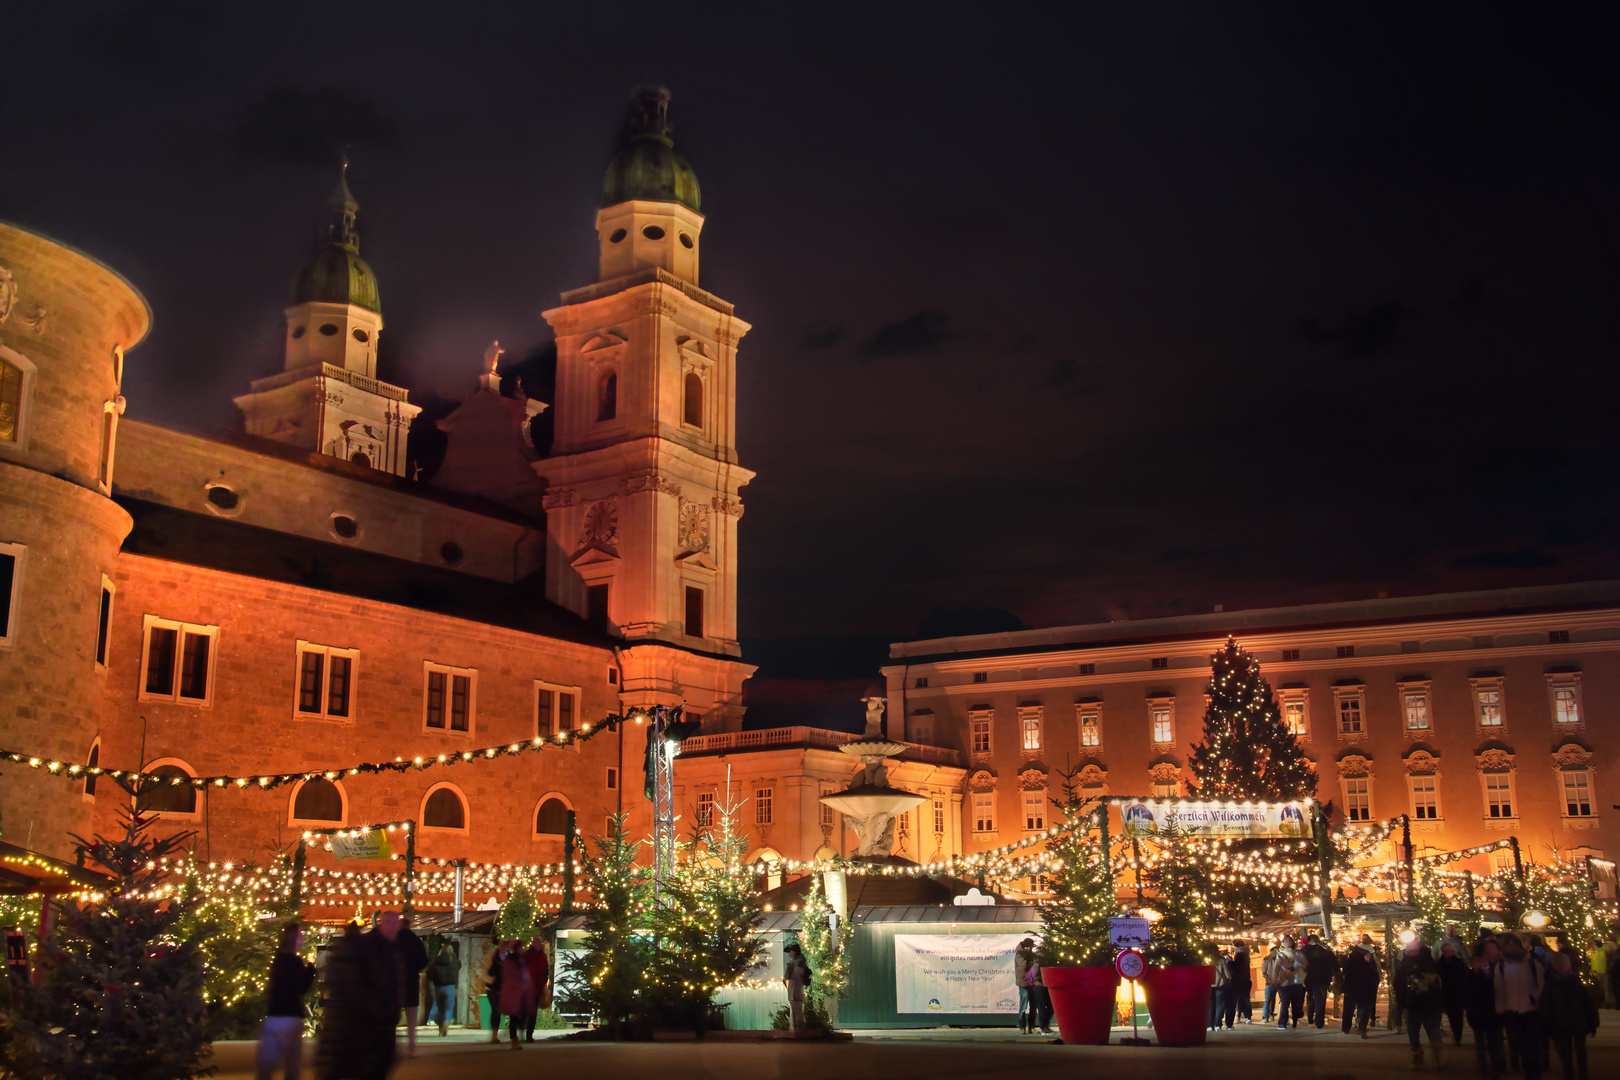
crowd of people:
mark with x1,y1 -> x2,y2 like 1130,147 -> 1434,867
1014,938 -> 1054,1035
250,912 -> 552,1080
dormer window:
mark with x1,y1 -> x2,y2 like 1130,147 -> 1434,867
597,371 -> 617,422
683,371 -> 703,427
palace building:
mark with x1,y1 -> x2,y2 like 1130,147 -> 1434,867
0,88 -> 761,891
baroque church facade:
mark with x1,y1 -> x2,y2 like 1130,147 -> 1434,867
0,89 -> 792,903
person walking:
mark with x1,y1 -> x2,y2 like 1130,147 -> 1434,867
314,923 -> 371,1080
1397,936 -> 1446,1069
1496,932 -> 1547,1080
522,936 -> 550,1041
1437,940 -> 1470,1046
784,943 -> 812,1030
256,923 -> 315,1080
361,912 -> 403,1080
1230,940 -> 1253,1024
1033,963 -> 1054,1034
1209,944 -> 1231,1031
498,940 -> 534,1051
1271,936 -> 1307,1029
1015,938 -> 1038,1035
1434,923 -> 1472,963
1303,933 -> 1338,1029
1261,944 -> 1284,1023
484,941 -> 510,1045
394,918 -> 428,1059
1540,952 -> 1597,1080
1468,938 -> 1508,1078
1341,934 -> 1381,1039
425,944 -> 458,1037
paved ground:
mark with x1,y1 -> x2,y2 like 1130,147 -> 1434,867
208,1014 -> 1620,1079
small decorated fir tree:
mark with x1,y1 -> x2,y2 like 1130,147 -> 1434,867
1142,813 -> 1210,967
497,880 -> 544,943
1187,638 -> 1316,801
557,812 -> 651,1037
2,811 -> 212,1080
798,871 -> 852,1020
1037,794 -> 1117,967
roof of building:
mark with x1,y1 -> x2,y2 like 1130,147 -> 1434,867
117,496 -> 613,648
0,840 -> 113,896
761,866 -> 987,911
888,580 -> 1620,664
601,85 -> 701,212
292,163 -> 382,313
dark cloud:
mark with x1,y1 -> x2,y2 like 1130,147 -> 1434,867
856,311 -> 954,360
800,321 -> 844,350
1033,358 -> 1100,397
225,84 -> 398,167
1299,302 -> 1414,358
1452,547 -> 1562,570
78,0 -> 219,86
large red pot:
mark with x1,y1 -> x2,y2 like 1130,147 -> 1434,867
1041,966 -> 1121,1046
1142,965 -> 1215,1047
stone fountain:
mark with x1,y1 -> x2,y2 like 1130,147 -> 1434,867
818,695 -> 926,858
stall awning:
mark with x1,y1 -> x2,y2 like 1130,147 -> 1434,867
0,841 -> 112,896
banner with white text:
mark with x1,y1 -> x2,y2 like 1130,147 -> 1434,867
894,934 -> 1022,1015
1119,799 -> 1309,839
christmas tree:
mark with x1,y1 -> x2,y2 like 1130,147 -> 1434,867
555,812 -> 651,1038
1,811 -> 212,1080
797,871 -> 851,1025
496,880 -> 544,943
173,861 -> 290,1038
651,791 -> 765,1033
1037,794 -> 1118,967
1188,638 -> 1317,801
1141,813 -> 1211,967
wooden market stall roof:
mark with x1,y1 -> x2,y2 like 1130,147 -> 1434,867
0,840 -> 112,896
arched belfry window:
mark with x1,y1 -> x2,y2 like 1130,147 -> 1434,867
597,371 -> 617,423
292,778 -> 344,824
535,796 -> 570,836
682,371 -> 703,428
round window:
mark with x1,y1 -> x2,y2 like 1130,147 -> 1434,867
206,486 -> 239,510
609,228 -> 628,244
352,328 -> 369,343
440,541 -> 465,566
319,324 -> 339,336
642,225 -> 665,241
331,515 -> 358,539
679,233 -> 694,249
290,326 -> 306,339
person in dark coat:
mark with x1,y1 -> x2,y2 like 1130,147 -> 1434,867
426,945 -> 459,1037
1340,935 -> 1381,1039
1540,952 -> 1598,1080
1302,934 -> 1338,1029
521,937 -> 550,1042
256,922 -> 316,1080
315,917 -> 400,1080
394,919 -> 428,1059
1397,937 -> 1446,1069
485,941 -> 511,1044
1438,940 -> 1470,1046
1468,937 -> 1508,1077
1228,940 -> 1253,1026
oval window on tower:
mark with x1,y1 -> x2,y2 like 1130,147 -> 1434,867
679,233 -> 694,249
330,514 -> 358,539
609,228 -> 627,244
291,326 -> 306,339
352,328 -> 369,343
642,225 -> 665,241
319,323 -> 339,336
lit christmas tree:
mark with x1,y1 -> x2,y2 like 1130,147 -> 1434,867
2,811 -> 212,1080
1037,792 -> 1118,967
556,811 -> 651,1038
797,871 -> 851,1026
1141,813 -> 1211,966
496,880 -> 544,943
1187,638 -> 1316,801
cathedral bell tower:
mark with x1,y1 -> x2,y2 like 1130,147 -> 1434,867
540,86 -> 754,730
234,163 -> 419,475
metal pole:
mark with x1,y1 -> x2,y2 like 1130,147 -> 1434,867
1313,801 -> 1334,940
1401,815 -> 1415,905
453,860 -> 465,927
562,811 -> 577,913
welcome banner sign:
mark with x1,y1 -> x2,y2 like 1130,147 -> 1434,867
894,934 -> 1022,1015
1119,799 -> 1310,840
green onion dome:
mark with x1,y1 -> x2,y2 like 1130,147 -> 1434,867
292,163 -> 382,313
601,85 -> 701,213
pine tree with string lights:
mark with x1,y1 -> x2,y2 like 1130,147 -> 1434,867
1037,782 -> 1118,967
1187,638 -> 1316,801
554,811 -> 651,1038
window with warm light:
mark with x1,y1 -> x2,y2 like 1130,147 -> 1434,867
295,641 -> 357,720
933,798 -> 946,835
970,716 -> 992,754
1338,694 -> 1364,735
1551,682 -> 1581,725
139,616 -> 218,706
1282,698 -> 1308,736
973,792 -> 996,833
1020,707 -> 1043,751
424,663 -> 475,733
1410,775 -> 1440,820
755,787 -> 773,825
1152,775 -> 1179,798
1343,777 -> 1371,821
1561,771 -> 1594,817
1079,710 -> 1101,748
0,356 -> 24,445
696,791 -> 715,827
1484,773 -> 1514,819
1151,706 -> 1173,745
1475,686 -> 1504,728
1403,690 -> 1431,731
821,798 -> 836,828
1024,791 -> 1046,831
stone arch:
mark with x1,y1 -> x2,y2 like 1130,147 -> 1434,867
420,782 -> 469,833
533,791 -> 573,837
289,776 -> 347,826
135,757 -> 199,818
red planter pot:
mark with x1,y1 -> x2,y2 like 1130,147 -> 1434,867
1041,966 -> 1121,1046
1142,965 -> 1216,1047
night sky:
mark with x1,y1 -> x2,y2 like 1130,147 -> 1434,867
8,3 -> 1617,654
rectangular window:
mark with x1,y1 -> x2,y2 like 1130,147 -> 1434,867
1484,773 -> 1514,818
1411,775 -> 1439,820
822,798 -> 836,827
1553,686 -> 1581,725
586,584 -> 610,632
1079,663 -> 1095,675
1020,708 -> 1042,751
1338,695 -> 1363,734
897,809 -> 910,843
973,792 -> 995,833
97,408 -> 116,491
1080,712 -> 1101,748
684,586 -> 704,639
536,687 -> 552,734
1548,629 -> 1570,643
1344,777 -> 1371,821
915,677 -> 928,688
1150,657 -> 1169,670
933,798 -> 945,835
696,791 -> 715,827
1281,648 -> 1300,661
1403,691 -> 1430,731
1562,772 -> 1593,817
1282,699 -> 1307,736
1337,645 -> 1355,658
1151,706 -> 1173,745
1152,777 -> 1179,798
1476,687 -> 1503,728
534,682 -> 581,738
970,717 -> 992,754
1024,791 -> 1045,831
139,616 -> 217,705
606,767 -> 618,791
295,642 -> 357,720
973,672 -> 988,684
608,667 -> 617,684
424,662 -> 476,733
0,543 -> 20,644
558,691 -> 575,732
94,576 -> 114,668
755,787 -> 773,825
910,715 -> 934,744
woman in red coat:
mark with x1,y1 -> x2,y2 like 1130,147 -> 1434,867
497,941 -> 534,1051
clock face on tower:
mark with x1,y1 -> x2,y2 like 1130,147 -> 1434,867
678,500 -> 710,553
580,497 -> 619,549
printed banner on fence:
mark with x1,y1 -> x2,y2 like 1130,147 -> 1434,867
894,934 -> 1022,1015
330,830 -> 393,861
1119,799 -> 1309,840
